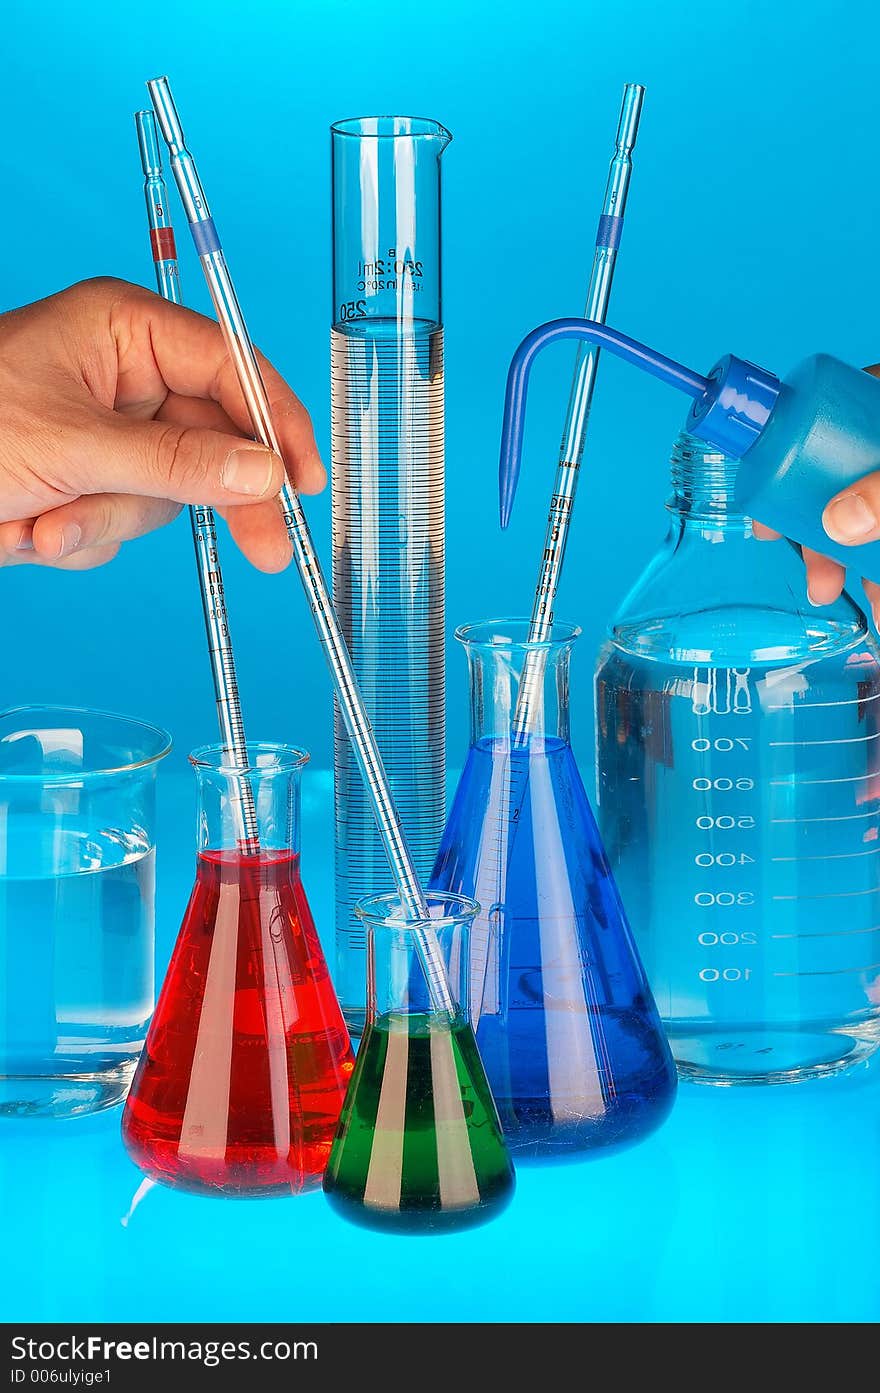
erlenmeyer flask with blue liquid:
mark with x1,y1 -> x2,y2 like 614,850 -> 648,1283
431,619 -> 677,1158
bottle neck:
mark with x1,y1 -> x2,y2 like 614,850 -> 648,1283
668,431 -> 747,527
463,632 -> 574,747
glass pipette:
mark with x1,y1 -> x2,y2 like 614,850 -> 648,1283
134,109 -> 259,852
446,90 -> 644,1021
146,76 -> 454,1014
511,82 -> 644,742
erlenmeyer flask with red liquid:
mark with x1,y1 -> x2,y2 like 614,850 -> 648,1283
122,743 -> 354,1197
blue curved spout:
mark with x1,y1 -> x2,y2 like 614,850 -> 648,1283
499,318 -> 710,528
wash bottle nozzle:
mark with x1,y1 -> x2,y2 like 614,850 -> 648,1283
499,317 -> 783,527
499,317 -> 880,583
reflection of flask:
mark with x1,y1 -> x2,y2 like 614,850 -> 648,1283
323,891 -> 514,1233
122,744 -> 354,1196
431,620 -> 676,1157
596,434 -> 880,1085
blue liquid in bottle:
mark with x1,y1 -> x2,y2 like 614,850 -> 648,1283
431,620 -> 676,1159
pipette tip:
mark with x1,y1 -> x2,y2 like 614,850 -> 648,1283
617,83 -> 645,152
147,76 -> 185,152
134,109 -> 161,177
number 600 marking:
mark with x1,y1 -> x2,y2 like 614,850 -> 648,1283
692,776 -> 755,791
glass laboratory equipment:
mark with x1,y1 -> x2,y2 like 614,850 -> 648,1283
0,706 -> 169,1119
149,79 -> 451,1010
499,316 -> 880,584
323,890 -> 515,1232
122,743 -> 354,1196
431,621 -> 677,1157
331,116 -> 450,1036
596,434 -> 880,1084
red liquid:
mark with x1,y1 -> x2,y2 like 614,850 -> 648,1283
122,850 -> 354,1197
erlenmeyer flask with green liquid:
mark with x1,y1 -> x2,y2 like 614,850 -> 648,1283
323,890 -> 515,1233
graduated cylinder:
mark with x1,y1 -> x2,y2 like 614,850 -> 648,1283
331,116 -> 450,1034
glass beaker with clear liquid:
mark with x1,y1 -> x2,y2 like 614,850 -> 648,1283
323,889 -> 515,1232
331,116 -> 450,1037
595,434 -> 880,1084
122,743 -> 354,1196
431,620 -> 677,1156
0,706 -> 170,1118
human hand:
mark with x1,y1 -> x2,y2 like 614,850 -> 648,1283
754,362 -> 880,624
0,278 -> 324,572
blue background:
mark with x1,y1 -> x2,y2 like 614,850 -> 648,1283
3,0 -> 880,1326
3,0 -> 879,772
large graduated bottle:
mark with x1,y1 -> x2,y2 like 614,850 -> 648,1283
596,434 -> 880,1084
331,117 -> 450,1035
122,743 -> 354,1196
431,620 -> 677,1157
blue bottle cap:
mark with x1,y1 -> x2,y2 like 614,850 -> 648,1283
687,354 -> 781,458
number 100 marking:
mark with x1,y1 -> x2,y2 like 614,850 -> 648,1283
699,967 -> 752,982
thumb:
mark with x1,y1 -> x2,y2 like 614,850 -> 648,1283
80,417 -> 286,506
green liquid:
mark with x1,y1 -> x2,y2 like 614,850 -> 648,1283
323,1012 -> 515,1233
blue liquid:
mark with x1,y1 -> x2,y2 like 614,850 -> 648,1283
431,736 -> 676,1158
596,640 -> 880,1081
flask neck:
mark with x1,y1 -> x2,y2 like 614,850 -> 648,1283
190,743 -> 307,856
458,620 -> 576,748
358,893 -> 476,1024
668,432 -> 746,525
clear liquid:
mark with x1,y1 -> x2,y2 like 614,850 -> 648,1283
0,827 -> 154,1116
596,637 -> 880,1082
331,320 -> 445,1033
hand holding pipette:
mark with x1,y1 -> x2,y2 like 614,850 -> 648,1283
135,108 -> 259,849
0,279 -> 322,570
147,75 -> 456,1014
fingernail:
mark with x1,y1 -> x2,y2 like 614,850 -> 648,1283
55,524 -> 82,558
221,448 -> 276,497
824,493 -> 877,542
807,587 -> 820,607
15,526 -> 33,551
